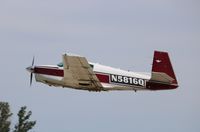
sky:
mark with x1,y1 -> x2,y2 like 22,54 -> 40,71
0,0 -> 200,132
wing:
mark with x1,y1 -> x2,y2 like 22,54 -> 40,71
62,54 -> 103,91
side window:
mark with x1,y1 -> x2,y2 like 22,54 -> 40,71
57,62 -> 63,67
89,64 -> 94,69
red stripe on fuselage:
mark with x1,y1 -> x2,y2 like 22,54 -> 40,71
34,67 -> 64,77
95,73 -> 109,83
34,67 -> 110,83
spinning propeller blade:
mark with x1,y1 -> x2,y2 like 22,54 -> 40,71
32,56 -> 35,67
27,57 -> 35,86
30,72 -> 33,86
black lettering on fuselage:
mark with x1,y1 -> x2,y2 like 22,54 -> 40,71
110,74 -> 146,87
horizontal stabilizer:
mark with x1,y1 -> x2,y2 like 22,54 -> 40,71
150,72 -> 174,84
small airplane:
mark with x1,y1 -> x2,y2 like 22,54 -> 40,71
26,51 -> 178,92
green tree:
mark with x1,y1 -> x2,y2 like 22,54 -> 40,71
0,102 -> 13,132
14,106 -> 36,132
0,102 -> 36,132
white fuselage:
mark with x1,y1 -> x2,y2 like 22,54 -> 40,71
34,62 -> 151,91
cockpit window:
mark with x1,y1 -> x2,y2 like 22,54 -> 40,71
57,62 -> 63,67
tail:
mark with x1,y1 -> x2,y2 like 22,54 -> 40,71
150,51 -> 178,86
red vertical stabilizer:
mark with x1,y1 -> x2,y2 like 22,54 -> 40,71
150,51 -> 178,89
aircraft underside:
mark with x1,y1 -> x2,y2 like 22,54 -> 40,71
35,73 -> 149,92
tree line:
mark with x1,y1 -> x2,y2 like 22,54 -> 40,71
0,102 -> 36,132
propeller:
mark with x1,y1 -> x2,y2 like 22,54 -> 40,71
32,56 -> 35,67
30,71 -> 33,86
26,57 -> 35,86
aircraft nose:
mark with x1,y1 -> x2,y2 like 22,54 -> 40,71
26,66 -> 34,73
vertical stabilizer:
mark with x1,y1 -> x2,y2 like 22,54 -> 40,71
151,51 -> 178,85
